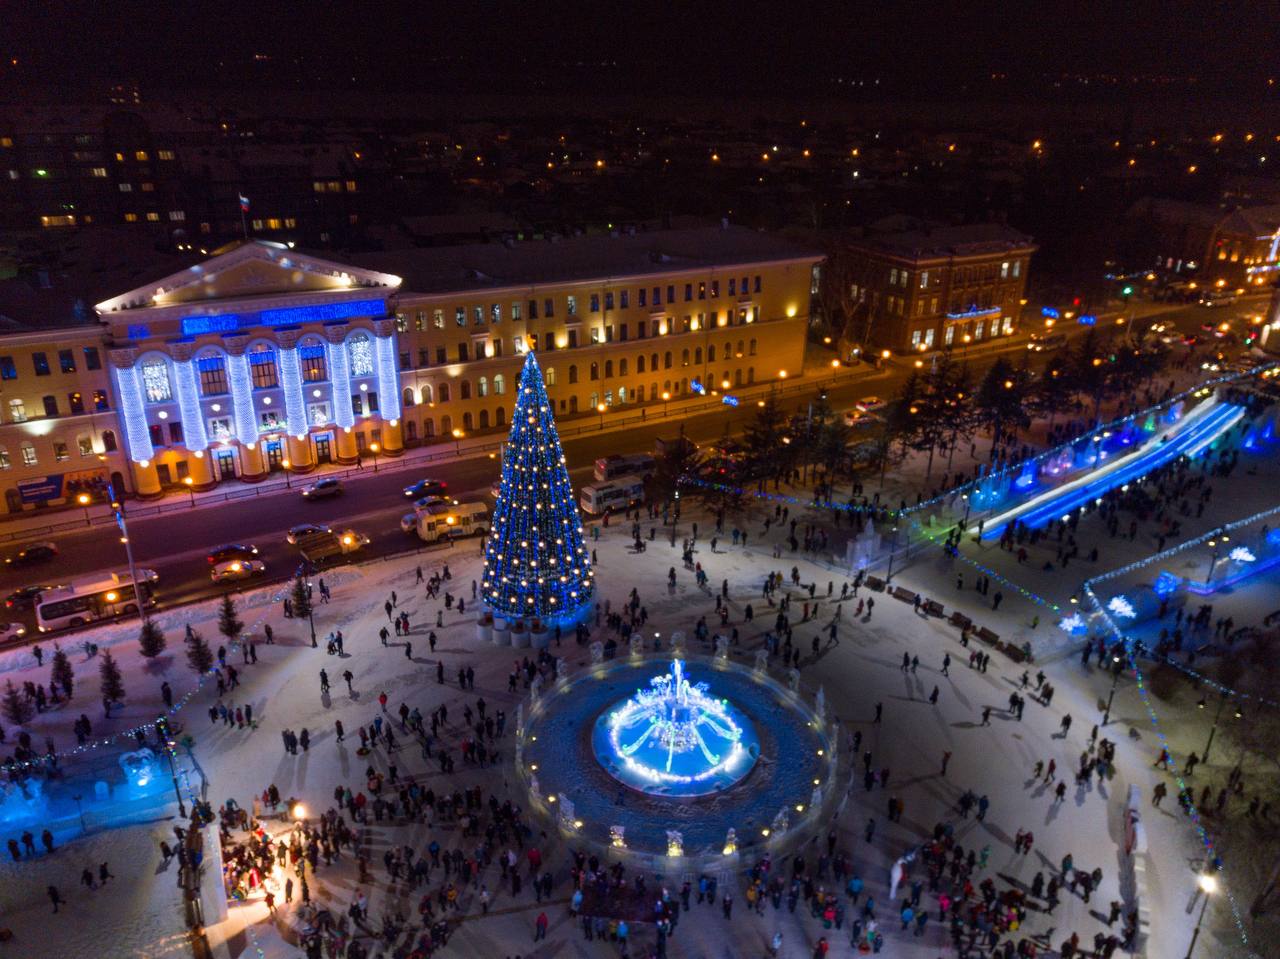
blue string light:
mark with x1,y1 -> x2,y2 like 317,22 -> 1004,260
481,352 -> 593,624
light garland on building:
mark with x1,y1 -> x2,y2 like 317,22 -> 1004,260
113,364 -> 155,463
374,333 -> 402,422
226,352 -> 259,444
278,346 -> 307,437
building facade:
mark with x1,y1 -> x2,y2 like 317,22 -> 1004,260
0,226 -> 819,513
1121,198 -> 1280,289
835,223 -> 1035,355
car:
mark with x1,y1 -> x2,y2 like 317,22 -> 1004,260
0,622 -> 27,644
411,494 -> 450,511
5,542 -> 58,566
1199,291 -> 1238,307
301,477 -> 343,500
286,523 -> 332,545
400,512 -> 420,534
843,410 -> 880,429
206,544 -> 260,565
404,478 -> 448,499
210,559 -> 267,583
855,396 -> 886,412
5,584 -> 53,611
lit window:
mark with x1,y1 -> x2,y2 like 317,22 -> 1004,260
78,436 -> 94,457
300,342 -> 328,381
140,182 -> 154,192
249,346 -> 279,388
345,180 -> 356,191
53,442 -> 69,461
0,447 -> 8,469
146,212 -> 160,221
347,333 -> 374,377
141,358 -> 172,402
40,215 -> 76,227
20,442 -> 36,466
8,398 -> 26,423
157,150 -> 175,161
118,182 -> 133,192
134,150 -> 148,161
284,218 -> 296,228
90,167 -> 107,177
313,181 -> 325,192
168,210 -> 185,221
197,354 -> 228,395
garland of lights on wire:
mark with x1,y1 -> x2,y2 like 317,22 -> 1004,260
481,352 -> 594,621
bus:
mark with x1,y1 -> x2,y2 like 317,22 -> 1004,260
594,453 -> 656,482
416,501 -> 490,543
35,569 -> 158,632
580,475 -> 645,515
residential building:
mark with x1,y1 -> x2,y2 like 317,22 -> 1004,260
1120,198 -> 1280,288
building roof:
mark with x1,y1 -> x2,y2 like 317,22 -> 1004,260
1124,197 -> 1226,230
1219,204 -> 1280,238
850,222 -> 1035,262
347,225 -> 822,295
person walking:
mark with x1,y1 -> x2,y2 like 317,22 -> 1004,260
48,885 -> 64,913
534,911 -> 549,941
941,751 -> 952,776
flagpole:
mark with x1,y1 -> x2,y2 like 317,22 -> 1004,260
239,193 -> 249,240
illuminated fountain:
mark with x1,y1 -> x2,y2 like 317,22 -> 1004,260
593,659 -> 760,797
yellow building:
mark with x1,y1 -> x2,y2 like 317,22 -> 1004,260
0,226 -> 820,512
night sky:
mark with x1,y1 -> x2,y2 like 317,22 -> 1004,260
2,0 -> 1275,98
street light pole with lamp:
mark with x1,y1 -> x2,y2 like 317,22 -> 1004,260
1185,873 -> 1218,958
1199,690 -> 1240,763
661,391 -> 671,417
1206,532 -> 1229,584
182,476 -> 196,508
76,492 -> 93,526
1101,652 -> 1124,726
369,442 -> 380,473
451,428 -> 464,455
596,403 -> 606,430
280,458 -> 292,489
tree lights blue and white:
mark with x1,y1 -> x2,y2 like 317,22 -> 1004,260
481,352 -> 593,625
593,659 -> 759,796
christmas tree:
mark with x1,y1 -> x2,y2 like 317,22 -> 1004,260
50,644 -> 74,698
138,618 -> 167,658
185,626 -> 214,677
99,649 -> 125,708
481,352 -> 594,625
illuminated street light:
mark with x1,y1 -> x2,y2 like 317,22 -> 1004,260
370,441 -> 380,473
76,492 -> 92,526
182,475 -> 196,507
596,403 -> 606,430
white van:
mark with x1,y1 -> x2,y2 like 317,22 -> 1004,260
580,475 -> 645,515
594,453 -> 656,482
416,501 -> 490,542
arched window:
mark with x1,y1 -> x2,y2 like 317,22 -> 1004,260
708,345 -> 716,362
0,445 -> 8,469
569,396 -> 578,413
541,369 -> 552,387
299,337 -> 328,381
725,340 -> 732,358
102,430 -> 118,453
650,384 -> 658,401
479,409 -> 490,428
694,347 -> 702,365
402,388 -> 416,408
477,376 -> 488,398
460,380 -> 471,400
248,343 -> 279,389
637,355 -> 646,374
604,360 -> 613,378
405,420 -> 417,442
650,352 -> 658,372
664,351 -> 673,369
463,411 -> 474,430
441,414 -> 453,434
747,368 -> 755,384
619,386 -> 627,403
619,358 -> 628,376
420,384 -> 433,405
735,369 -> 743,385
681,349 -> 689,366
749,338 -> 757,355
140,356 -> 172,403
438,383 -> 451,402
590,362 -> 599,380
568,365 -> 578,384
736,340 -> 744,357
195,351 -> 228,397
423,417 -> 435,437
347,331 -> 375,377
496,406 -> 506,425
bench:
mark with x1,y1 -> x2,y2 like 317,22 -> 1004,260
923,599 -> 945,618
891,586 -> 919,604
976,626 -> 1000,645
949,611 -> 972,629
865,575 -> 886,592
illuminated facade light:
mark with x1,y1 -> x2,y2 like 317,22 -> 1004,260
226,352 -> 259,443
278,345 -> 308,436
113,364 -> 155,462
172,358 -> 210,452
374,333 -> 402,422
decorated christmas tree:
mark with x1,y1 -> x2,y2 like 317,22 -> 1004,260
481,352 -> 594,625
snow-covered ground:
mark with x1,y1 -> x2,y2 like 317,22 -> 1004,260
0,366 -> 1275,958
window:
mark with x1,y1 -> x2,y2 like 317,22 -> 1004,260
197,355 -> 227,395
438,383 -> 451,402
20,442 -> 36,466
528,299 -> 538,320
249,347 -> 278,389
435,347 -> 447,365
944,325 -> 955,346
32,352 -> 50,376
68,392 -> 84,414
590,362 -> 599,380
473,306 -> 483,326
605,360 -> 614,378
119,182 -> 133,193
682,349 -> 690,366
619,358 -> 628,376
620,290 -> 629,308
168,422 -> 184,444
56,349 -> 76,373
42,395 -> 58,417
567,329 -> 578,348
491,303 -> 501,324
924,328 -> 935,348
351,393 -> 364,416
605,292 -> 614,310
158,150 -> 175,161
141,358 -> 172,402
911,329 -> 922,348
920,271 -> 929,289
207,418 -> 231,442
145,212 -> 160,222
419,384 -> 434,405
348,333 -> 374,377
684,283 -> 693,301
974,321 -> 984,340
568,366 -> 578,384
0,356 -> 15,379
457,343 -> 469,363
455,307 -> 466,327
697,282 -> 706,300
494,373 -> 506,393
83,346 -> 101,370
1000,261 -> 1010,279
754,275 -> 762,293
93,390 -> 108,411
1013,260 -> 1021,278
9,398 -> 26,422
0,446 -> 8,469
300,342 -> 327,381
78,435 -> 94,457
664,351 -> 673,369
728,278 -> 736,296
637,355 -> 646,374
169,210 -> 185,221
544,298 -> 554,318
477,376 -> 488,398
460,381 -> 471,400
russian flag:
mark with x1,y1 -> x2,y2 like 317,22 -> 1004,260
239,193 -> 250,213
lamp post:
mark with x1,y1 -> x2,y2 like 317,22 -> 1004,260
596,403 -> 606,430
110,500 -> 149,623
1199,691 -> 1239,763
1185,873 -> 1217,958
961,493 -> 972,528
452,428 -> 464,455
369,442 -> 380,473
76,492 -> 92,526
281,457 -> 292,489
661,391 -> 671,417
885,522 -> 901,584
1206,532 -> 1228,584
1101,653 -> 1123,726
163,739 -> 187,818
182,475 -> 196,508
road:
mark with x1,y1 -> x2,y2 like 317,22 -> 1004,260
0,293 -> 1262,635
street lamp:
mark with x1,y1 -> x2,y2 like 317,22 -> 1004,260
885,523 -> 901,584
369,442 -> 380,473
281,457 -> 292,489
1199,691 -> 1240,763
1102,653 -> 1123,725
452,428 -> 464,455
182,476 -> 196,507
76,492 -> 92,526
163,739 -> 187,818
661,391 -> 671,417
596,403 -> 606,430
1185,873 -> 1218,958
1206,532 -> 1228,583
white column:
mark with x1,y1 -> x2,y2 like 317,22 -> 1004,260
375,333 -> 402,421
279,345 -> 307,436
226,351 -> 259,444
172,358 -> 210,451
111,363 -> 156,463
328,337 -> 355,429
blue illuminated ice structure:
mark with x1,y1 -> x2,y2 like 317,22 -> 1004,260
593,659 -> 760,797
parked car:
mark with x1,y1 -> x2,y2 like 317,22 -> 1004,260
301,478 -> 343,500
287,523 -> 332,545
5,542 -> 58,566
211,559 -> 267,583
5,584 -> 53,611
404,478 -> 448,499
206,544 -> 260,565
0,622 -> 27,644
855,396 -> 886,412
